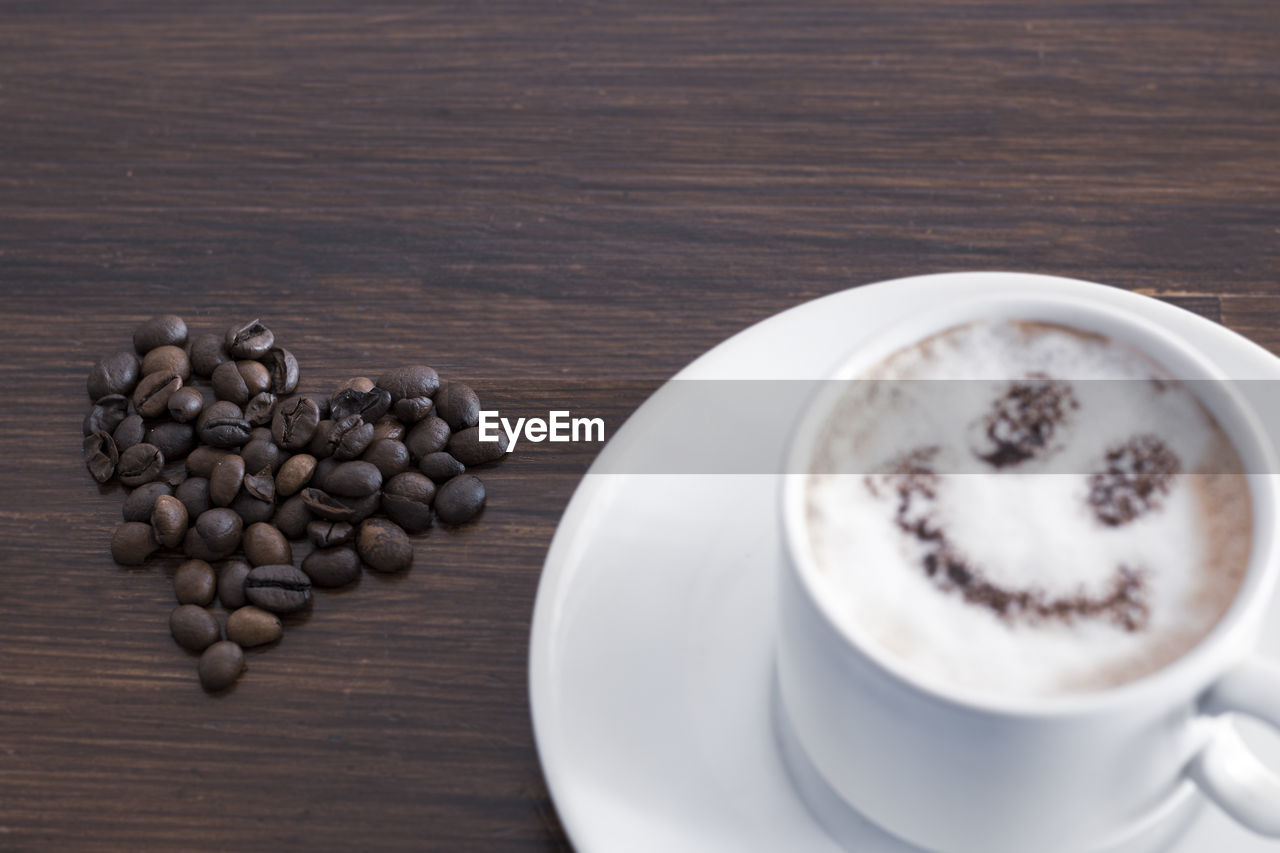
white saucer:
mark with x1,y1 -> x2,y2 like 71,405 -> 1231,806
529,273 -> 1280,853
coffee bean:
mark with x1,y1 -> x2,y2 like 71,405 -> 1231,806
300,487 -> 358,522
174,477 -> 211,519
307,419 -> 336,458
376,365 -> 440,402
183,508 -> 242,561
263,346 -> 299,394
211,360 -> 250,405
84,430 -> 119,483
310,457 -> 338,492
145,422 -> 196,460
230,490 -> 276,525
133,370 -> 182,419
237,360 -> 271,397
392,396 -> 434,423
248,426 -> 273,443
225,319 -> 274,359
88,351 -> 141,399
273,494 -> 313,539
166,386 -> 205,423
113,413 -> 146,452
141,345 -> 191,382
272,396 -> 321,450
435,381 -> 480,430
362,438 -> 411,479
244,564 -> 312,613
330,414 -> 375,460
371,415 -> 406,442
345,492 -> 382,523
244,391 -> 277,427
240,439 -> 282,478
209,454 -> 245,506
217,559 -> 252,609
243,522 -> 292,566
419,451 -> 465,483
243,466 -> 276,502
307,520 -> 355,548
122,481 -> 173,521
111,521 -> 159,565
185,445 -> 230,478
151,494 -> 189,549
226,606 -> 282,647
326,460 -> 383,497
302,545 -> 362,587
117,442 -> 165,487
330,387 -> 392,423
447,426 -> 508,467
334,376 -> 375,395
381,472 -> 436,533
276,454 -> 316,497
189,332 -> 231,378
197,400 -> 251,448
169,605 -> 221,653
83,394 -> 130,436
405,416 -> 451,459
435,474 -> 486,525
356,518 -> 414,572
198,641 -> 246,691
173,559 -> 217,605
134,314 -> 188,354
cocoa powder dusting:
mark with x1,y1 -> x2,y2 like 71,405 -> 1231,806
977,375 -> 1079,468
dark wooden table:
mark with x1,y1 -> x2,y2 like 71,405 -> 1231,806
2,1 -> 1278,850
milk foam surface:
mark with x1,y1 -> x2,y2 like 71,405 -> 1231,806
805,320 -> 1251,697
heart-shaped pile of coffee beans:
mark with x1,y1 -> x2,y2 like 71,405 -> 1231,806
83,315 -> 507,691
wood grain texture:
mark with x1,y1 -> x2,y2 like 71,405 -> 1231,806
1,1 -> 1278,850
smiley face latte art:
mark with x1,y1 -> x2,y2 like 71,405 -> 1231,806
805,320 -> 1252,697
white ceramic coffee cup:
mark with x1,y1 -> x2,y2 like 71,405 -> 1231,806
777,288 -> 1280,853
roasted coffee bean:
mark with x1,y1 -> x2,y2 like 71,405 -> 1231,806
447,426 -> 507,467
381,472 -> 436,533
117,442 -> 165,487
240,438 -> 282,477
133,370 -> 182,419
334,376 -> 375,396
230,490 -> 276,525
371,415 -> 406,442
226,606 -> 282,647
434,474 -> 486,525
209,454 -> 245,506
244,564 -> 311,613
211,360 -> 250,406
111,521 -> 159,565
405,416 -> 451,459
113,413 -> 146,451
272,396 -> 321,450
325,460 -> 383,497
248,426 -> 273,442
122,481 -> 173,522
166,386 -> 205,423
243,467 -> 276,502
83,394 -> 130,436
197,400 -> 251,448
173,559 -> 217,605
185,445 -> 230,477
87,351 -> 141,399
198,641 -> 245,691
300,487 -> 357,522
244,391 -> 277,426
141,345 -> 191,381
189,332 -> 230,378
301,545 -> 362,587
243,522 -> 292,566
84,430 -> 119,483
174,477 -> 212,519
307,520 -> 355,548
356,518 -> 413,572
392,396 -> 434,423
151,494 -> 189,549
434,381 -> 480,430
263,346 -> 299,394
225,319 -> 274,359
310,457 -> 338,491
276,453 -> 316,497
218,559 -> 252,609
344,492 -> 382,523
330,414 -> 375,460
330,387 -> 392,422
362,438 -> 411,479
134,314 -> 188,354
273,494 -> 313,539
307,419 -> 336,458
237,360 -> 271,397
183,508 -> 242,561
170,605 -> 221,653
419,451 -> 465,483
146,422 -> 196,460
376,365 -> 440,402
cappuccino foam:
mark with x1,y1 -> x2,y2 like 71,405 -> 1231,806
805,320 -> 1251,698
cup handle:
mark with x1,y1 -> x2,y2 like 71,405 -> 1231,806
1188,657 -> 1280,836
